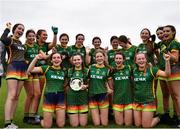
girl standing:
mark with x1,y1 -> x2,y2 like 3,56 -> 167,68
107,36 -> 120,66
1,22 -> 28,129
163,25 -> 180,127
119,35 -> 137,67
54,33 -> 71,70
23,29 -> 41,124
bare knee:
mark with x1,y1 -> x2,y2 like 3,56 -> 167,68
56,120 -> 65,127
125,121 -> 133,126
115,119 -> 123,126
70,122 -> 79,127
80,121 -> 87,127
41,119 -> 52,128
8,94 -> 19,101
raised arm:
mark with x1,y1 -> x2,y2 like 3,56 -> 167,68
1,22 -> 12,46
156,53 -> 171,77
27,53 -> 44,74
48,26 -> 58,50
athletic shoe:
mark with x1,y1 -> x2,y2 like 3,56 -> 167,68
4,123 -> 18,129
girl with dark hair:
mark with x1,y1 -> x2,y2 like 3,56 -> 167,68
111,52 -> 133,126
136,28 -> 158,66
69,34 -> 88,65
35,27 -> 58,120
107,36 -> 120,66
27,52 -> 67,128
1,22 -> 27,129
133,52 -> 171,128
89,49 -> 113,126
23,29 -> 41,124
88,36 -> 104,65
156,26 -> 174,124
163,25 -> 180,127
119,35 -> 137,67
66,53 -> 89,127
54,33 -> 71,70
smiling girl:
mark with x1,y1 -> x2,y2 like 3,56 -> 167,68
163,25 -> 180,127
66,53 -> 89,127
111,52 -> 133,126
133,52 -> 171,128
89,49 -> 113,126
27,52 -> 67,128
1,22 -> 28,129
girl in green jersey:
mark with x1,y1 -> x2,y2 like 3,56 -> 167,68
23,29 -> 41,124
163,25 -> 180,127
27,52 -> 66,128
89,49 -> 113,126
133,52 -> 170,128
87,36 -> 104,65
156,26 -> 173,123
111,52 -> 133,126
66,53 -> 89,127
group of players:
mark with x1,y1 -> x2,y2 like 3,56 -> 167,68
0,22 -> 180,129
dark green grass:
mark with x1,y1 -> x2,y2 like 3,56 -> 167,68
0,78 -> 173,128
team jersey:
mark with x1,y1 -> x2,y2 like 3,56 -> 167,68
157,41 -> 167,70
166,40 -> 180,66
24,43 -> 39,64
67,67 -> 89,105
121,45 -> 137,67
55,44 -> 71,70
89,48 -> 96,65
1,29 -> 26,63
69,45 -> 86,63
136,43 -> 156,66
133,67 -> 159,103
41,65 -> 66,93
36,42 -> 49,66
89,64 -> 111,96
107,49 -> 120,65
111,65 -> 133,104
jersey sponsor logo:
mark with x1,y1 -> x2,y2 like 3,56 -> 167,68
30,54 -> 36,58
90,75 -> 103,79
115,76 -> 129,80
50,75 -> 64,80
17,46 -> 25,50
134,77 -> 146,81
126,57 -> 130,60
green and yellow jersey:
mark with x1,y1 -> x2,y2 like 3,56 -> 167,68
41,65 -> 66,93
133,67 -> 159,104
89,64 -> 111,96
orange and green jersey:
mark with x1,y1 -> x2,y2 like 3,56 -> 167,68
89,64 -> 111,96
41,65 -> 66,93
111,65 -> 133,104
133,67 -> 159,104
67,67 -> 89,105
121,45 -> 137,67
55,44 -> 71,70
